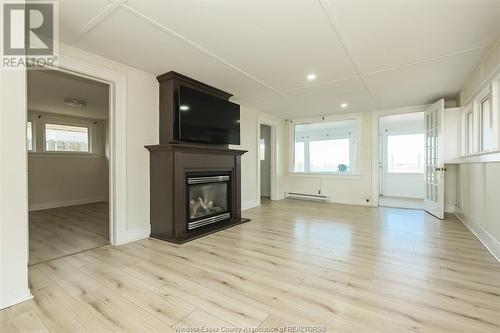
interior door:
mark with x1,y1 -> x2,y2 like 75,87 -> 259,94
424,99 -> 445,219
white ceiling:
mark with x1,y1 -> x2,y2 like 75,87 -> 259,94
56,0 -> 500,119
28,70 -> 109,119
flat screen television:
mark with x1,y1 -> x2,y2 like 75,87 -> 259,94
177,86 -> 240,145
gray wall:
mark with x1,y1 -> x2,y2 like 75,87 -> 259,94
28,111 -> 109,210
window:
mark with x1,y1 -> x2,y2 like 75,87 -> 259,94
293,119 -> 356,173
480,97 -> 493,152
465,109 -> 474,155
259,139 -> 266,161
294,141 -> 305,172
387,134 -> 424,173
45,123 -> 89,152
27,121 -> 33,151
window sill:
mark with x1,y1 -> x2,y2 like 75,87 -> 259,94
289,172 -> 362,179
28,151 -> 101,158
445,150 -> 500,164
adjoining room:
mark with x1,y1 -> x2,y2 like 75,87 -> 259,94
27,70 -> 110,264
378,112 -> 425,210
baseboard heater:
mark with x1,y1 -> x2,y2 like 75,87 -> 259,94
285,192 -> 328,202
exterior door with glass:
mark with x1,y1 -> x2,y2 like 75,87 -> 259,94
424,99 -> 445,219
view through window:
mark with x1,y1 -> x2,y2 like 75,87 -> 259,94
294,119 -> 356,173
27,121 -> 33,151
480,97 -> 493,152
309,139 -> 350,172
387,134 -> 424,173
45,123 -> 89,152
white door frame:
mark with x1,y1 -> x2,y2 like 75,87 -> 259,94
370,105 -> 428,207
256,116 -> 279,202
30,54 -> 127,245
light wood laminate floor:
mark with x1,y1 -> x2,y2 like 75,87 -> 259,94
3,199 -> 500,332
29,203 -> 109,265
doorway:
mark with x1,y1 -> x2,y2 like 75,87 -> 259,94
27,69 -> 110,265
378,112 -> 425,209
260,124 -> 272,200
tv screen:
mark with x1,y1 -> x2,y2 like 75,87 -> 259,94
178,86 -> 240,145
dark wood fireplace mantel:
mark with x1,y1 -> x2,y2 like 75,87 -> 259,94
146,143 -> 249,243
146,71 -> 249,243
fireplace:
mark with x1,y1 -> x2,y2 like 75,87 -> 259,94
146,71 -> 249,243
187,174 -> 230,230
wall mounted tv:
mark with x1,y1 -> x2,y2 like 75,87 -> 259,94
177,86 -> 240,145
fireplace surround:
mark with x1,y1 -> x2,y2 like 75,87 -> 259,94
145,72 -> 249,243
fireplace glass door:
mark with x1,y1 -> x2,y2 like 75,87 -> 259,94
187,175 -> 230,230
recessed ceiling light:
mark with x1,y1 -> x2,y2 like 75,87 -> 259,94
340,103 -> 348,108
307,73 -> 316,81
179,105 -> 190,111
64,98 -> 86,108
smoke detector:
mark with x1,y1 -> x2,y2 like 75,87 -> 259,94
64,98 -> 86,107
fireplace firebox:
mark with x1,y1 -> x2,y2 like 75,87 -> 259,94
187,174 -> 230,230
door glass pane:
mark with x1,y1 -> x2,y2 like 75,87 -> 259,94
309,139 -> 350,173
45,123 -> 89,152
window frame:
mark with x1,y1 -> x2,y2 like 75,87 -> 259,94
42,121 -> 93,154
461,83 -> 500,158
289,114 -> 361,176
462,105 -> 474,156
26,120 -> 34,152
478,94 -> 493,152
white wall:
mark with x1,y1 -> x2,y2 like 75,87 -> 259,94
27,111 -> 109,210
260,125 -> 271,197
60,45 -> 159,232
285,112 -> 373,206
453,41 -> 500,260
230,106 -> 287,210
454,162 -> 500,259
461,41 -> 500,105
0,68 -> 32,309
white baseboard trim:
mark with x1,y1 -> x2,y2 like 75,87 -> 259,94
456,212 -> 500,263
0,289 -> 33,310
444,203 -> 457,214
126,224 -> 151,242
29,197 -> 108,211
242,199 -> 260,211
